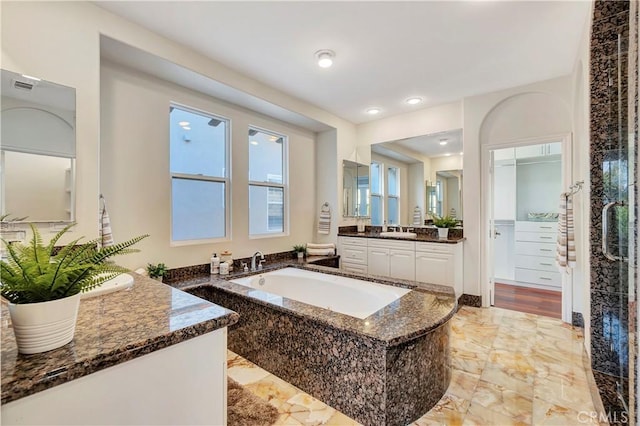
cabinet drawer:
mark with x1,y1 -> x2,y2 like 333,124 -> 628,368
415,242 -> 454,254
515,221 -> 557,233
368,238 -> 415,250
341,246 -> 367,264
515,268 -> 561,288
339,237 -> 367,246
515,241 -> 556,257
342,262 -> 368,274
515,255 -> 558,272
515,231 -> 557,243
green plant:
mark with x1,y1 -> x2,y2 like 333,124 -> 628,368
147,262 -> 167,279
292,244 -> 307,254
0,223 -> 148,304
431,214 -> 459,228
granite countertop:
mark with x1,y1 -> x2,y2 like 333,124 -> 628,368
1,273 -> 239,404
337,231 -> 465,244
174,262 -> 457,348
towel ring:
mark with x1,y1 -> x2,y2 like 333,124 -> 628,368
321,202 -> 331,213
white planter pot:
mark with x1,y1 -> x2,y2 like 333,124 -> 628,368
437,227 -> 449,240
297,252 -> 304,260
8,293 -> 81,354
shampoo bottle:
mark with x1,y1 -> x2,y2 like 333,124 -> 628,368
211,253 -> 220,274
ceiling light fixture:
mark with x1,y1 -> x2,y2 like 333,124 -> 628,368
182,126 -> 191,130
366,107 -> 381,115
439,139 -> 448,146
250,140 -> 259,146
406,97 -> 422,105
445,153 -> 451,157
178,121 -> 190,127
315,49 -> 335,68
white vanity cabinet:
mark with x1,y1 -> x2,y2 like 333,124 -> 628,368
415,242 -> 463,296
338,237 -> 368,274
514,221 -> 560,289
367,239 -> 415,281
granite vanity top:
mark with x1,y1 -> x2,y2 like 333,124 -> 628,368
1,273 -> 239,404
337,230 -> 465,243
173,262 -> 457,348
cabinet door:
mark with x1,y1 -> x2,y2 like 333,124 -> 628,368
546,142 -> 562,155
389,249 -> 415,281
415,252 -> 453,286
515,144 -> 545,159
367,247 -> 389,277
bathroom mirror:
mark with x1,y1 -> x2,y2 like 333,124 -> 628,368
1,69 -> 76,222
427,170 -> 463,219
370,129 -> 463,225
342,160 -> 370,217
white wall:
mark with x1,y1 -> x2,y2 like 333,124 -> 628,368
429,155 -> 464,183
100,61 -> 317,269
2,1 -> 355,258
408,163 -> 425,222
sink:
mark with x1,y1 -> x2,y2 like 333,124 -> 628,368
379,231 -> 418,239
81,273 -> 134,299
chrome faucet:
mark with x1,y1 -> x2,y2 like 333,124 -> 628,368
251,251 -> 264,272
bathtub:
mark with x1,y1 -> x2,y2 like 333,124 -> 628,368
186,266 -> 455,426
230,267 -> 410,319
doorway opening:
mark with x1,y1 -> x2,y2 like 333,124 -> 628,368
484,136 -> 572,321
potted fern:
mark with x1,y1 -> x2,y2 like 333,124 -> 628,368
147,263 -> 167,281
0,223 -> 147,354
431,214 -> 459,240
292,244 -> 306,260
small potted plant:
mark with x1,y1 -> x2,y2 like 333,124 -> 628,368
292,244 -> 306,260
147,263 -> 167,281
431,214 -> 459,240
0,223 -> 147,354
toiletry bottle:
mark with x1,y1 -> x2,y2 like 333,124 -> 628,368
382,220 -> 387,232
219,261 -> 229,275
211,253 -> 219,274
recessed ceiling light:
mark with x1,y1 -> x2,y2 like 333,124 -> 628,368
366,107 -> 381,115
439,139 -> 448,146
445,153 -> 451,156
406,97 -> 422,105
21,74 -> 41,81
269,136 -> 278,142
179,121 -> 190,126
182,126 -> 191,130
460,152 -> 464,155
250,140 -> 259,145
315,49 -> 335,68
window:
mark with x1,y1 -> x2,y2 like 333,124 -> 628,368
248,127 -> 287,236
387,166 -> 400,225
170,105 -> 229,243
370,162 -> 383,225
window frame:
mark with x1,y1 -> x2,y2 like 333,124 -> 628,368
248,125 -> 289,239
387,166 -> 400,225
370,161 -> 383,226
169,102 -> 231,246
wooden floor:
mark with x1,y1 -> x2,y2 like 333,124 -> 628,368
494,283 -> 561,319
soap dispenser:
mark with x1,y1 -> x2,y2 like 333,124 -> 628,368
210,253 -> 220,274
382,220 -> 387,232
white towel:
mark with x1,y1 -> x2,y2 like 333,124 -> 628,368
99,196 -> 114,249
318,204 -> 331,235
306,243 -> 336,250
413,206 -> 422,225
306,248 -> 336,256
556,193 -> 576,271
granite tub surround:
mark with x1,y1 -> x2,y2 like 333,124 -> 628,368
1,272 -> 239,404
181,266 -> 456,426
338,225 -> 464,243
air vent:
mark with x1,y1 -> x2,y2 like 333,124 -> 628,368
13,80 -> 34,91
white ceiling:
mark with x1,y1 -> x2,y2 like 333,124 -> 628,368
374,129 -> 464,161
94,1 -> 591,125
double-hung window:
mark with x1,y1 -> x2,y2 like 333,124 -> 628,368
387,166 -> 400,225
370,162 -> 383,225
169,104 -> 229,243
248,127 -> 288,237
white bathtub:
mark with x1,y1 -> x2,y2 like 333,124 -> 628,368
229,267 -> 410,319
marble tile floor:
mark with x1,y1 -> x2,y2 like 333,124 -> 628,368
227,306 -> 602,425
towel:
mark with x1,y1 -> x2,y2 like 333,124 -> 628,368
318,204 -> 331,235
306,248 -> 336,256
413,206 -> 422,225
99,195 -> 114,249
556,193 -> 576,271
306,243 -> 336,249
